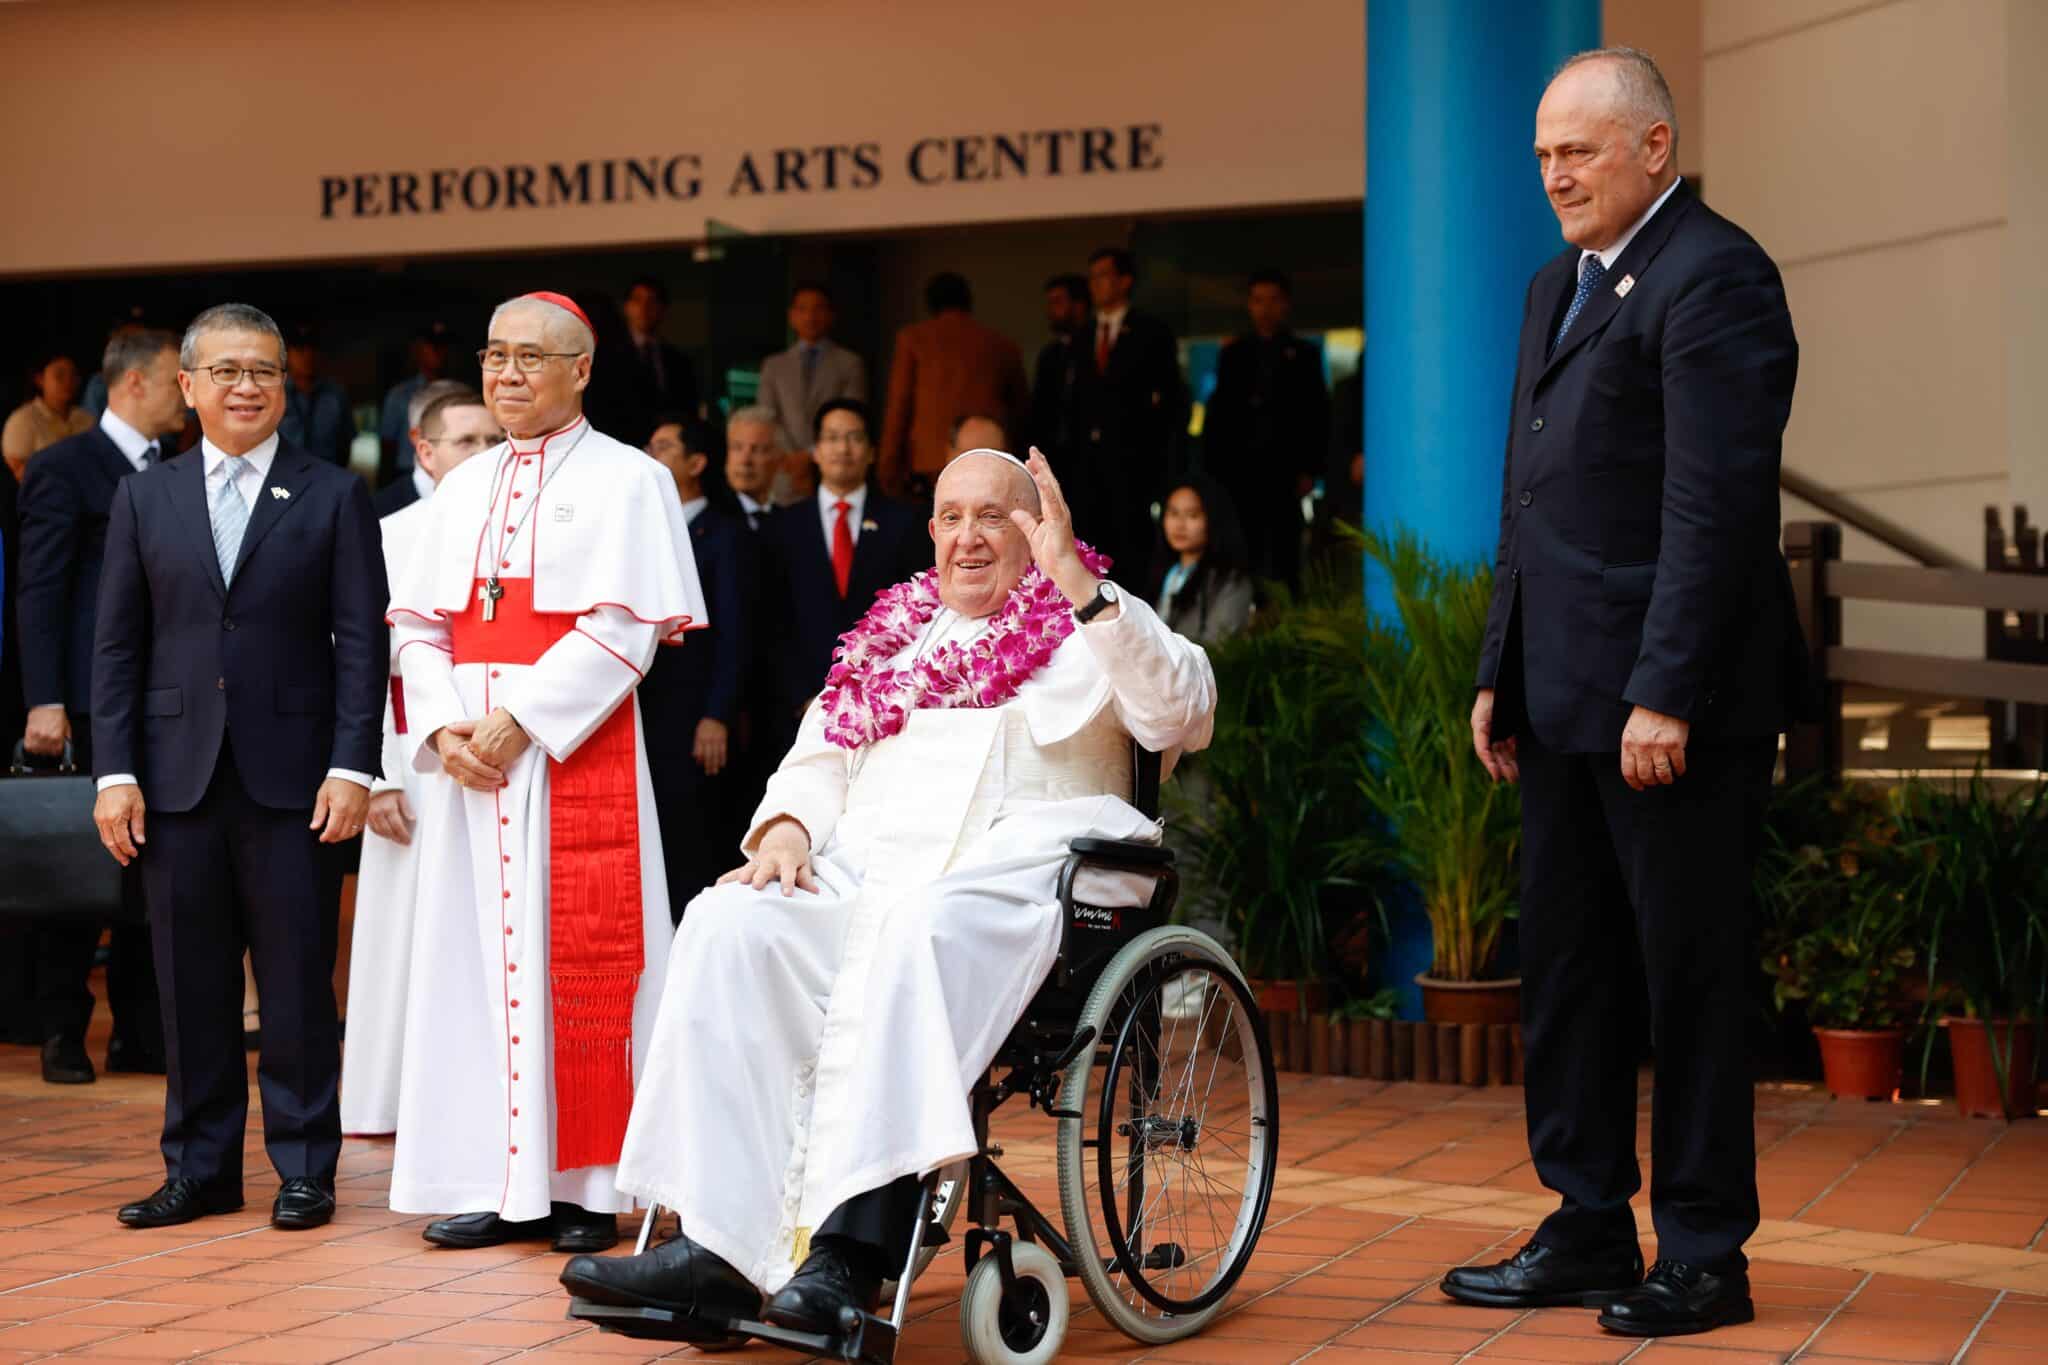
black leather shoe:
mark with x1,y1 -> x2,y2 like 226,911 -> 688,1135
105,1035 -> 167,1075
117,1178 -> 243,1228
272,1178 -> 336,1230
551,1203 -> 620,1253
1599,1260 -> 1753,1337
423,1210 -> 555,1248
761,1238 -> 884,1334
560,1232 -> 763,1332
41,1037 -> 95,1085
1441,1240 -> 1644,1309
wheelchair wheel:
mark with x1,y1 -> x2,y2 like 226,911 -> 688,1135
1054,926 -> 1278,1344
881,1159 -> 969,1297
961,1239 -> 1068,1365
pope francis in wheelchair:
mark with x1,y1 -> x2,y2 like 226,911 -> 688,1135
562,449 -> 1280,1364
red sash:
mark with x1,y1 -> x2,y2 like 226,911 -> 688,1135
450,577 -> 643,1171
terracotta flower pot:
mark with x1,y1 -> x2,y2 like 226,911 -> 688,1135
1250,978 -> 1329,1015
1811,1027 -> 1903,1102
1414,973 -> 1521,1027
1944,1017 -> 2040,1120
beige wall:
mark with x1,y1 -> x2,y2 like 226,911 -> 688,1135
1605,0 -> 1706,180
1703,0 -> 2016,658
0,0 -> 1363,277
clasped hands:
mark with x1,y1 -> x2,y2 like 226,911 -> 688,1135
433,707 -> 531,791
1471,689 -> 1689,792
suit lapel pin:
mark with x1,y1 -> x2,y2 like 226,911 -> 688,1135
1615,274 -> 1636,298
554,504 -> 574,522
862,519 -> 879,532
269,486 -> 290,500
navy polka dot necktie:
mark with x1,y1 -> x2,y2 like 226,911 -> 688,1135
1554,255 -> 1608,349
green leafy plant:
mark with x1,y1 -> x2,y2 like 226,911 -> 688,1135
1347,527 -> 1519,983
1333,988 -> 1400,1022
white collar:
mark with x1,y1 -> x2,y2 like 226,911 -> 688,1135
412,465 -> 436,500
506,415 -> 587,455
735,490 -> 766,515
819,482 -> 868,516
680,494 -> 708,524
202,432 -> 280,482
1583,177 -> 1683,274
1098,305 -> 1128,329
98,407 -> 156,465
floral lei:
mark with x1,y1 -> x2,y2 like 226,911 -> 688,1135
818,543 -> 1113,750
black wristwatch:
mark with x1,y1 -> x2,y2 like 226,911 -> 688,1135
1074,581 -> 1120,624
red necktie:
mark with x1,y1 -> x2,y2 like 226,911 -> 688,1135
1095,318 -> 1112,372
832,500 -> 854,598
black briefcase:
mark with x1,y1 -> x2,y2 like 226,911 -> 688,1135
1,742 -> 126,923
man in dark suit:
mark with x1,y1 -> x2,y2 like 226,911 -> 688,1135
371,378 -> 470,517
16,327 -> 188,1084
92,303 -> 387,1233
617,276 -> 700,448
1202,271 -> 1330,591
1446,50 -> 1802,1339
640,417 -> 758,917
1070,247 -> 1183,573
1029,273 -> 1090,462
758,398 -> 926,750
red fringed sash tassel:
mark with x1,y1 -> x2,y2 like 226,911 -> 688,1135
451,577 -> 643,1171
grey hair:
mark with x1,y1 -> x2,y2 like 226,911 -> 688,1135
103,327 -> 179,384
1553,45 -> 1679,149
488,295 -> 595,355
407,377 -> 472,434
180,303 -> 285,370
725,404 -> 785,449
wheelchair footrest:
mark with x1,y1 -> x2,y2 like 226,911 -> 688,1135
566,1298 -> 899,1364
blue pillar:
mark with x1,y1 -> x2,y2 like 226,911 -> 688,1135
1363,0 -> 1598,1017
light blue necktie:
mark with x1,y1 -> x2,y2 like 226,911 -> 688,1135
1554,254 -> 1608,350
211,459 -> 252,583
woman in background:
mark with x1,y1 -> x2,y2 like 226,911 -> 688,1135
3,353 -> 92,480
1150,473 -> 1254,644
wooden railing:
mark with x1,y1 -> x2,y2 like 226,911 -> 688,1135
1783,514 -> 2048,781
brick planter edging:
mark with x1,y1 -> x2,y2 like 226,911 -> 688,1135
1264,1011 -> 1526,1085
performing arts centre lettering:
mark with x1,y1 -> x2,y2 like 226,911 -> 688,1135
320,123 -> 1165,219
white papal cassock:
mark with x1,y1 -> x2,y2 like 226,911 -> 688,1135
386,417 -> 705,1220
339,496 -> 433,1135
616,590 -> 1216,1292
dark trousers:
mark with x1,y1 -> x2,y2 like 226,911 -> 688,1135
139,742 -> 342,1192
818,1174 -> 926,1275
648,750 -> 727,925
1516,725 -> 1775,1270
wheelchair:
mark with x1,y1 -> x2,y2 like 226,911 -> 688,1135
568,746 -> 1281,1363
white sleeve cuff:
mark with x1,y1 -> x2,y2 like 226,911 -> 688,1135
96,773 -> 139,793
326,768 -> 374,790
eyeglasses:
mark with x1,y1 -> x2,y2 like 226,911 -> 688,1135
192,364 -> 285,389
477,348 -> 585,373
427,434 -> 500,452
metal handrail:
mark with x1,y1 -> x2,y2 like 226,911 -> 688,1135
1780,466 -> 1963,569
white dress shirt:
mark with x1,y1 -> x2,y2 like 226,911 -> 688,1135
1582,176 -> 1684,276
99,431 -> 374,794
679,495 -> 707,526
99,407 -> 159,472
735,490 -> 767,528
411,465 -> 435,502
817,482 -> 867,548
1095,305 -> 1128,354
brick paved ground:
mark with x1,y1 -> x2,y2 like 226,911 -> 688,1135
2,1005 -> 2045,1363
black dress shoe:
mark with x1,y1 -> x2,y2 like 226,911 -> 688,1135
117,1178 -> 243,1228
272,1178 -> 336,1230
761,1238 -> 884,1334
423,1210 -> 555,1248
1599,1260 -> 1753,1337
560,1232 -> 762,1338
1441,1240 -> 1644,1309
41,1037 -> 95,1085
105,1035 -> 167,1075
550,1203 -> 620,1253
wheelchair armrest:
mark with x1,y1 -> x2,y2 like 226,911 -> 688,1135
1067,836 -> 1175,868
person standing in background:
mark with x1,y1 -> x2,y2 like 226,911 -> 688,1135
1451,48 -> 1803,1339
93,302 -> 386,1232
758,281 -> 866,461
723,406 -> 785,529
374,378 -> 471,517
376,321 -> 453,480
878,272 -> 1028,499
5,353 -> 94,479
1029,272 -> 1090,467
16,327 -> 187,1085
278,324 -> 355,467
1148,474 -> 1254,646
1071,248 -> 1183,573
1202,271 -> 1330,592
617,276 -> 700,447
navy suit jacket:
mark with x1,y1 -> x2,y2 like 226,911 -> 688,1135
92,440 -> 388,811
1476,181 -> 1807,753
371,475 -> 420,518
640,502 -> 757,756
17,426 -> 144,717
758,491 -> 928,718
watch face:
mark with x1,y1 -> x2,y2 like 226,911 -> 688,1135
1100,583 -> 1120,602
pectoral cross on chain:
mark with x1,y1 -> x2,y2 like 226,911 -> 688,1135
479,577 -> 505,622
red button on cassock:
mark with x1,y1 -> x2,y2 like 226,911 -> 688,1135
503,855 -> 510,864
504,927 -> 514,936
507,963 -> 517,973
503,890 -> 511,899
511,1035 -> 521,1044
501,559 -> 511,568
509,1145 -> 518,1154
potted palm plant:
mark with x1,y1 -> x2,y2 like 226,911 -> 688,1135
1756,779 -> 1919,1100
1893,776 -> 2048,1119
1351,529 -> 1520,1025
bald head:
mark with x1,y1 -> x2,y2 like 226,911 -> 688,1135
1535,46 -> 1678,251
